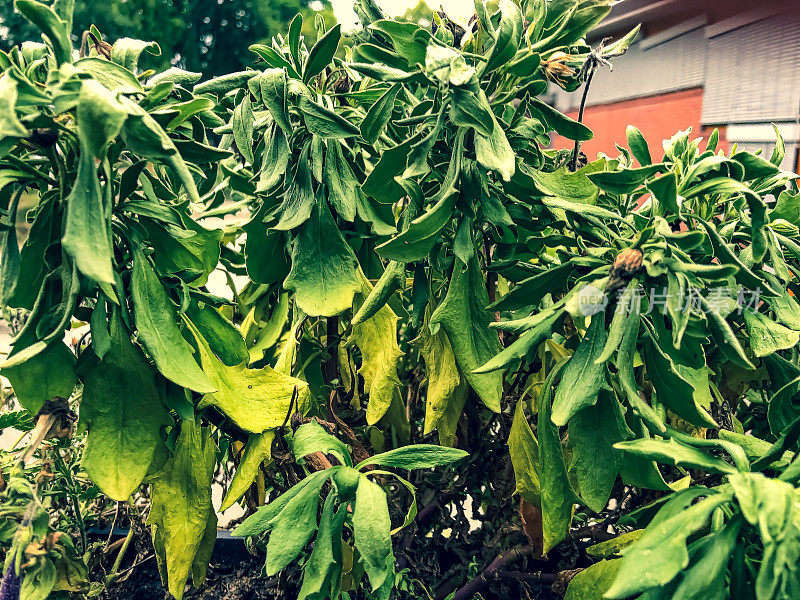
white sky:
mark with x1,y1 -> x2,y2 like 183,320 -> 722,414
328,0 -> 476,29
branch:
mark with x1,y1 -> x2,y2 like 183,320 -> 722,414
437,545 -> 535,600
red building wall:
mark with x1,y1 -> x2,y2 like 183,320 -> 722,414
556,88 -> 729,163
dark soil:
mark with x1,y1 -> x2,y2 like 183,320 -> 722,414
103,553 -> 276,600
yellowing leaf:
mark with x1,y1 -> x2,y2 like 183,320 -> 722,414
508,398 -> 540,506
348,271 -> 404,424
185,317 -> 311,433
221,430 -> 275,511
81,313 -> 170,501
147,420 -> 217,600
418,306 -> 462,440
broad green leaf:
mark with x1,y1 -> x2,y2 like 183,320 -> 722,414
361,84 -> 400,145
74,57 -> 144,94
258,69 -> 291,135
489,262 -> 574,312
276,149 -> 316,231
194,70 -> 256,95
233,469 -> 332,539
62,139 -> 115,287
284,198 -> 361,317
0,73 -> 27,145
431,254 -> 503,412
508,397 -> 541,505
1,339 -> 76,414
614,438 -> 737,474
120,98 -> 200,203
476,308 -> 562,373
130,250 -> 216,393
586,530 -> 644,558
475,110 -> 516,182
564,559 -> 621,600
185,317 -> 311,434
605,492 -> 731,598
293,421 -> 352,467
81,312 -> 170,501
356,445 -> 468,470
15,0 -> 71,65
142,214 -> 222,287
552,314 -> 609,426
348,271 -> 404,424
568,391 -> 629,513
111,37 -> 161,71
299,97 -> 360,139
232,92 -> 254,164
323,140 -> 359,222
297,492 -> 347,600
588,164 -> 663,195
351,260 -> 405,325
76,80 -> 127,159
304,24 -> 341,82
529,97 -> 593,141
353,475 -> 394,592
671,516 -> 743,600
220,430 -> 275,511
147,420 -> 217,600
537,360 -> 577,554
743,309 -> 800,357
483,0 -> 522,73
627,125 -> 651,166
257,126 -> 290,192
184,300 -> 248,367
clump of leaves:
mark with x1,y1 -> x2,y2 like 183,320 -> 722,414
3,0 -> 800,599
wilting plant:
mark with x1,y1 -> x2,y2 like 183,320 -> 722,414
1,0 -> 800,599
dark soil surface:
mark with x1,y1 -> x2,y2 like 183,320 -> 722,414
103,553 -> 276,600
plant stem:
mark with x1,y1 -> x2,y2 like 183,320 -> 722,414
439,545 -> 535,600
109,526 -> 135,577
570,66 -> 596,171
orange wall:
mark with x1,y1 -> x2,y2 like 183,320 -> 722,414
556,88 -> 729,163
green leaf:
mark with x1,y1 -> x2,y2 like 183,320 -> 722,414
614,438 -> 737,474
569,391 -> 629,513
605,492 -> 731,598
304,24 -> 341,82
588,164 -> 663,195
1,339 -> 76,414
76,80 -> 127,159
353,475 -> 394,592
299,97 -> 360,139
111,37 -> 161,71
743,309 -> 800,357
293,421 -> 352,467
258,69 -> 291,135
627,126 -> 651,166
184,317 -> 311,434
184,299 -> 248,367
147,420 -> 217,600
220,430 -> 275,511
284,198 -> 361,317
430,253 -> 503,412
62,138 -> 115,288
508,397 -> 541,505
0,73 -> 28,146
361,84 -> 401,145
483,0 -> 523,73
15,0 -> 71,65
74,57 -> 144,94
489,262 -> 574,312
120,98 -> 200,203
529,97 -> 593,142
323,140 -> 359,221
552,314 -> 609,426
348,271 -> 404,424
20,557 -> 57,600
130,250 -> 216,393
81,312 -> 170,501
564,559 -> 621,600
356,445 -> 468,470
194,70 -> 256,95
232,92 -> 254,164
297,492 -> 348,600
257,126 -> 290,192
537,361 -> 577,554
475,110 -> 516,182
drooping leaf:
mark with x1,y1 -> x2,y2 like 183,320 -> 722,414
148,420 -> 217,600
130,250 -> 216,393
81,312 -> 170,501
430,253 -> 503,412
220,430 -> 275,511
284,198 -> 361,317
353,475 -> 394,592
348,271 -> 404,424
